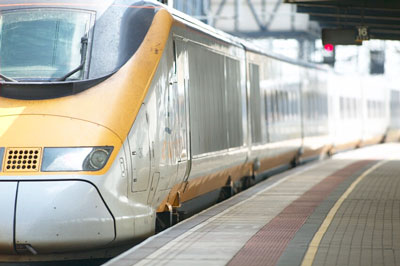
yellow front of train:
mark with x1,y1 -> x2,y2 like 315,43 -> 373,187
0,0 -> 172,260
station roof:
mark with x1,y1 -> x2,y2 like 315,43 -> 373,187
284,0 -> 400,41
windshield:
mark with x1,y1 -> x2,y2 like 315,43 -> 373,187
0,9 -> 93,81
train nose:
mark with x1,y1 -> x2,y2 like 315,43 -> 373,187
0,181 -> 115,255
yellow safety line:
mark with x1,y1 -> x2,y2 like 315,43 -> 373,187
301,160 -> 387,266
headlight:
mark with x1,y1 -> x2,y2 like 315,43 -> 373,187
41,147 -> 113,172
86,149 -> 111,170
0,147 -> 4,172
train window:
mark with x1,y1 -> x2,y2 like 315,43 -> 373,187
340,97 -> 345,119
283,91 -> 287,120
274,90 -> 279,122
313,93 -> 317,120
282,92 -> 285,120
187,44 -> 227,155
353,98 -> 357,118
0,9 -> 93,81
371,101 -> 374,118
318,93 -> 322,119
293,91 -> 298,119
290,91 -> 293,119
187,43 -> 245,155
226,57 -> 243,148
390,90 -> 400,127
291,91 -> 297,120
265,90 -> 273,130
349,98 -> 353,118
274,91 -> 278,122
282,91 -> 285,121
367,101 -> 371,118
379,101 -> 382,117
284,91 -> 289,121
291,91 -> 297,119
372,101 -> 376,118
367,100 -> 383,118
376,101 -> 379,118
306,93 -> 311,119
372,101 -> 375,118
263,92 -> 270,142
288,92 -> 291,120
348,98 -> 352,118
270,91 -> 275,123
278,91 -> 283,121
347,98 -> 352,118
249,63 -> 262,144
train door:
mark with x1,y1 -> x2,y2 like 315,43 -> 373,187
129,106 -> 151,193
173,38 -> 191,186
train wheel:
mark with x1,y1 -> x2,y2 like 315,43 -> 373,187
218,177 -> 234,202
290,156 -> 300,168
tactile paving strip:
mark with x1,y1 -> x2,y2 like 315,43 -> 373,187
312,161 -> 400,266
227,160 -> 375,266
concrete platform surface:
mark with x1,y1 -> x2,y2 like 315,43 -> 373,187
104,143 -> 400,266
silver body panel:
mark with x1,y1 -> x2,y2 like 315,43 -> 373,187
0,182 -> 17,254
15,181 -> 115,253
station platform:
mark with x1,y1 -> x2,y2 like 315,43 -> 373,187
105,143 -> 400,266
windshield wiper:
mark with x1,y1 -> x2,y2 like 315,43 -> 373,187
0,73 -> 18,82
56,36 -> 89,82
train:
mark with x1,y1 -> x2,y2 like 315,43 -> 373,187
0,0 -> 399,262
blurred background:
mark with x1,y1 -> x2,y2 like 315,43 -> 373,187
157,0 -> 400,79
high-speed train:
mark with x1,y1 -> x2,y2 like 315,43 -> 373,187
0,0 -> 399,262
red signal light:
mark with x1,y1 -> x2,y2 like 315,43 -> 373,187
324,43 -> 334,52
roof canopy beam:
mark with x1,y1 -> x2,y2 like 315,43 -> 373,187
285,0 -> 400,41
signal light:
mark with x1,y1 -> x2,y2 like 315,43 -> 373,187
324,44 -> 334,52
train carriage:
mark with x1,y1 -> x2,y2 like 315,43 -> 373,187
0,0 -> 397,262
